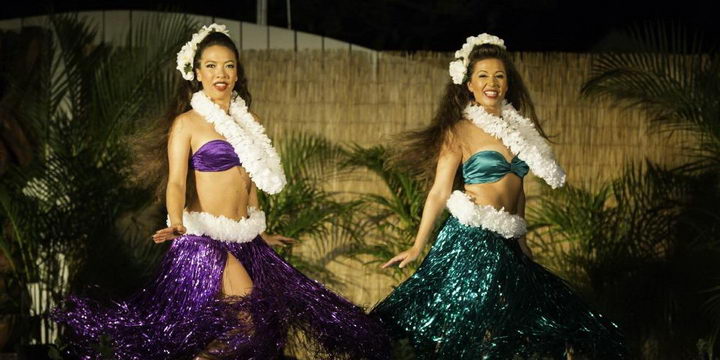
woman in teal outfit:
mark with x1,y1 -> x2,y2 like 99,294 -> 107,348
371,34 -> 627,359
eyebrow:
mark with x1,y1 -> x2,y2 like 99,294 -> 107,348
203,60 -> 235,63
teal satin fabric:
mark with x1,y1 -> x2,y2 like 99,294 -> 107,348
371,217 -> 627,359
463,151 -> 529,184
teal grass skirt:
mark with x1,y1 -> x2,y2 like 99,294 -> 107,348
371,216 -> 627,359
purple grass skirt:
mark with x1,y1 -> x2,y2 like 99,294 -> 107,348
52,233 -> 391,359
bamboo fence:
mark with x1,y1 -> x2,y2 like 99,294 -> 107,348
240,49 -> 695,311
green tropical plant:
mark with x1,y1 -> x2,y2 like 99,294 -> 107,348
528,163 -> 720,359
580,22 -> 720,357
259,132 -> 365,287
0,14 -> 195,345
340,145 -> 436,280
582,22 -> 720,171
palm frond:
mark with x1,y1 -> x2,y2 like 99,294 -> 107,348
528,163 -> 720,358
260,133 -> 366,287
0,13 -> 193,344
277,132 -> 353,181
582,22 -> 720,172
341,145 -> 430,279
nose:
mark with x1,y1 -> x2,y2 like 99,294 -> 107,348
217,67 -> 229,78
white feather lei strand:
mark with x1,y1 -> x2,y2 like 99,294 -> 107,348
446,191 -> 527,238
464,102 -> 566,189
190,91 -> 287,194
167,208 -> 266,243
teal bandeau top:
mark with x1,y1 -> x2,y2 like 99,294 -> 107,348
463,150 -> 530,184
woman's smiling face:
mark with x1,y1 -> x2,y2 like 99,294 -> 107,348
466,58 -> 508,113
195,44 -> 238,101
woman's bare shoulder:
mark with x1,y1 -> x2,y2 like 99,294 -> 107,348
171,109 -> 202,131
444,119 -> 473,150
452,118 -> 475,132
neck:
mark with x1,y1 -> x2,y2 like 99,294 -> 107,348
471,100 -> 503,116
483,103 -> 502,116
203,90 -> 232,112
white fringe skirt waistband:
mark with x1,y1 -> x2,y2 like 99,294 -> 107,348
446,190 -> 527,239
166,207 -> 267,243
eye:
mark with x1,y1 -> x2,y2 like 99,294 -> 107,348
206,64 -> 215,69
478,74 -> 488,78
496,74 -> 505,79
227,64 -> 235,69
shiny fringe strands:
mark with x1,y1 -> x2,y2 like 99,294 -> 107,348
372,215 -> 627,359
53,234 -> 391,360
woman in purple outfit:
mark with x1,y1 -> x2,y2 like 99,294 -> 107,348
52,24 -> 390,360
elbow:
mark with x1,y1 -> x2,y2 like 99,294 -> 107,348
427,187 -> 452,204
166,181 -> 186,195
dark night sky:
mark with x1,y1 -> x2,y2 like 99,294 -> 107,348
2,0 -> 716,52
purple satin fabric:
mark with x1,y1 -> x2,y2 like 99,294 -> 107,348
52,236 -> 391,359
190,139 -> 241,172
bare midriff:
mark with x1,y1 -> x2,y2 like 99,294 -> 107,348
186,167 -> 253,221
463,175 -> 522,214
453,119 -> 524,214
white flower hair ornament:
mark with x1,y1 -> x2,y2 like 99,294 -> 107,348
448,33 -> 506,85
176,24 -> 231,81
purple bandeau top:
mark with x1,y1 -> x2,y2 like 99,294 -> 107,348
190,139 -> 241,172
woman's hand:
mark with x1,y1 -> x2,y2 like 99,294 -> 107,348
261,233 -> 296,247
152,225 -> 187,243
382,247 -> 421,269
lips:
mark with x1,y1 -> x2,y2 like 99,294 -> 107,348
483,90 -> 499,99
213,82 -> 228,91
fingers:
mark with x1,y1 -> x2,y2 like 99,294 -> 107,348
262,235 -> 283,247
152,229 -> 170,243
382,249 -> 419,269
277,236 -> 296,244
264,234 -> 297,247
152,233 -> 169,243
271,238 -> 287,247
381,254 -> 405,269
152,227 -> 183,243
152,233 -> 172,243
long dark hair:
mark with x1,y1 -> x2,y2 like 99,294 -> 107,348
132,31 -> 251,204
393,43 -> 546,184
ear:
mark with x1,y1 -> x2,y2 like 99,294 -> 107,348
195,68 -> 203,82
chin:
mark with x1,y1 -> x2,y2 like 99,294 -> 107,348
205,88 -> 227,98
478,99 -> 501,108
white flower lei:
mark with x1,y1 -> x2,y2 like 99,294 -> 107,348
176,23 -> 230,81
168,208 -> 266,243
449,33 -> 506,85
464,102 -> 566,188
191,91 -> 287,194
446,191 -> 527,238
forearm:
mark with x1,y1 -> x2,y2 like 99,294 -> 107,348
166,183 -> 186,226
412,191 -> 450,250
